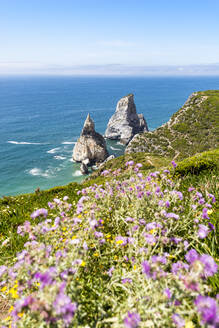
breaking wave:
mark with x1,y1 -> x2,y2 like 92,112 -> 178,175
54,155 -> 66,160
72,170 -> 82,177
62,141 -> 76,145
8,141 -> 43,145
28,168 -> 50,178
47,147 -> 60,154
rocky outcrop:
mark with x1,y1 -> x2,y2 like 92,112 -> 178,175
105,94 -> 148,145
80,162 -> 89,175
73,114 -> 109,165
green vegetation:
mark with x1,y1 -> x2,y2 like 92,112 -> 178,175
126,90 -> 219,159
0,149 -> 218,327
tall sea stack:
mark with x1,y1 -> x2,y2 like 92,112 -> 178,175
105,94 -> 148,145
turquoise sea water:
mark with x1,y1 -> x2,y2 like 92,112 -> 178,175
0,76 -> 219,197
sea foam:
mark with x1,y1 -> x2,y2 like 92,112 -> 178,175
47,147 -> 60,154
54,155 -> 66,160
72,170 -> 82,177
29,168 -> 49,178
8,141 -> 43,145
62,141 -> 76,145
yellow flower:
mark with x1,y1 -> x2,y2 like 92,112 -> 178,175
93,253 -> 99,257
149,229 -> 156,234
4,315 -> 11,321
207,209 -> 213,215
18,312 -> 24,318
106,234 -> 111,238
185,321 -> 194,328
72,235 -> 77,240
9,306 -> 14,313
80,261 -> 86,267
1,286 -> 7,292
133,265 -> 137,270
116,240 -> 125,245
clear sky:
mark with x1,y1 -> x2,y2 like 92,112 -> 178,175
1,0 -> 219,75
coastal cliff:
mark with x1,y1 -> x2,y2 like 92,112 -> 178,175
126,90 -> 219,159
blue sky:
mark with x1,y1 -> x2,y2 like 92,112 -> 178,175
1,0 -> 219,75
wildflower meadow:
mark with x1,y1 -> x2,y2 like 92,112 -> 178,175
0,161 -> 218,327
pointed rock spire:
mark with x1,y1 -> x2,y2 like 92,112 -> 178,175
73,114 -> 109,165
81,113 -> 95,135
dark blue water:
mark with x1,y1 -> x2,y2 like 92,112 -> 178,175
1,76 -> 219,196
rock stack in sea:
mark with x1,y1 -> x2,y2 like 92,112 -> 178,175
105,94 -> 148,145
73,114 -> 109,173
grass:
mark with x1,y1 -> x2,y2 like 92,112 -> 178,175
0,149 -> 218,267
0,149 -> 218,327
126,90 -> 219,159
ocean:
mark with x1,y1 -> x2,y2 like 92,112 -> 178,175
1,76 -> 219,197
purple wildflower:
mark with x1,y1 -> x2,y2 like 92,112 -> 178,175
142,260 -> 155,279
125,160 -> 134,167
196,192 -> 203,199
53,291 -> 77,325
107,266 -> 114,277
146,222 -> 157,231
165,201 -> 170,208
195,295 -> 219,326
124,312 -> 140,328
122,278 -> 132,284
171,237 -> 182,244
188,187 -> 195,192
164,288 -> 172,299
94,231 -> 104,238
199,254 -> 218,277
151,255 -> 166,264
171,161 -> 177,168
185,249 -> 199,263
48,201 -> 54,209
126,217 -> 135,222
166,212 -> 179,220
139,219 -> 146,225
202,207 -> 210,219
176,191 -> 183,200
0,265 -> 7,278
199,198 -> 205,205
144,233 -> 156,245
208,193 -> 216,203
31,208 -> 48,219
208,222 -> 215,231
172,313 -> 185,327
198,224 -> 210,239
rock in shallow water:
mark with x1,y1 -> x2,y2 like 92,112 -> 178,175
105,94 -> 148,145
73,114 -> 109,164
80,162 -> 89,175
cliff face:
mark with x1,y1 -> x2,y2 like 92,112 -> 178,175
105,94 -> 148,145
126,90 -> 219,160
73,114 -> 108,164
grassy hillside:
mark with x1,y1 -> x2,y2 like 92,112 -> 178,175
0,149 -> 218,327
126,90 -> 219,159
